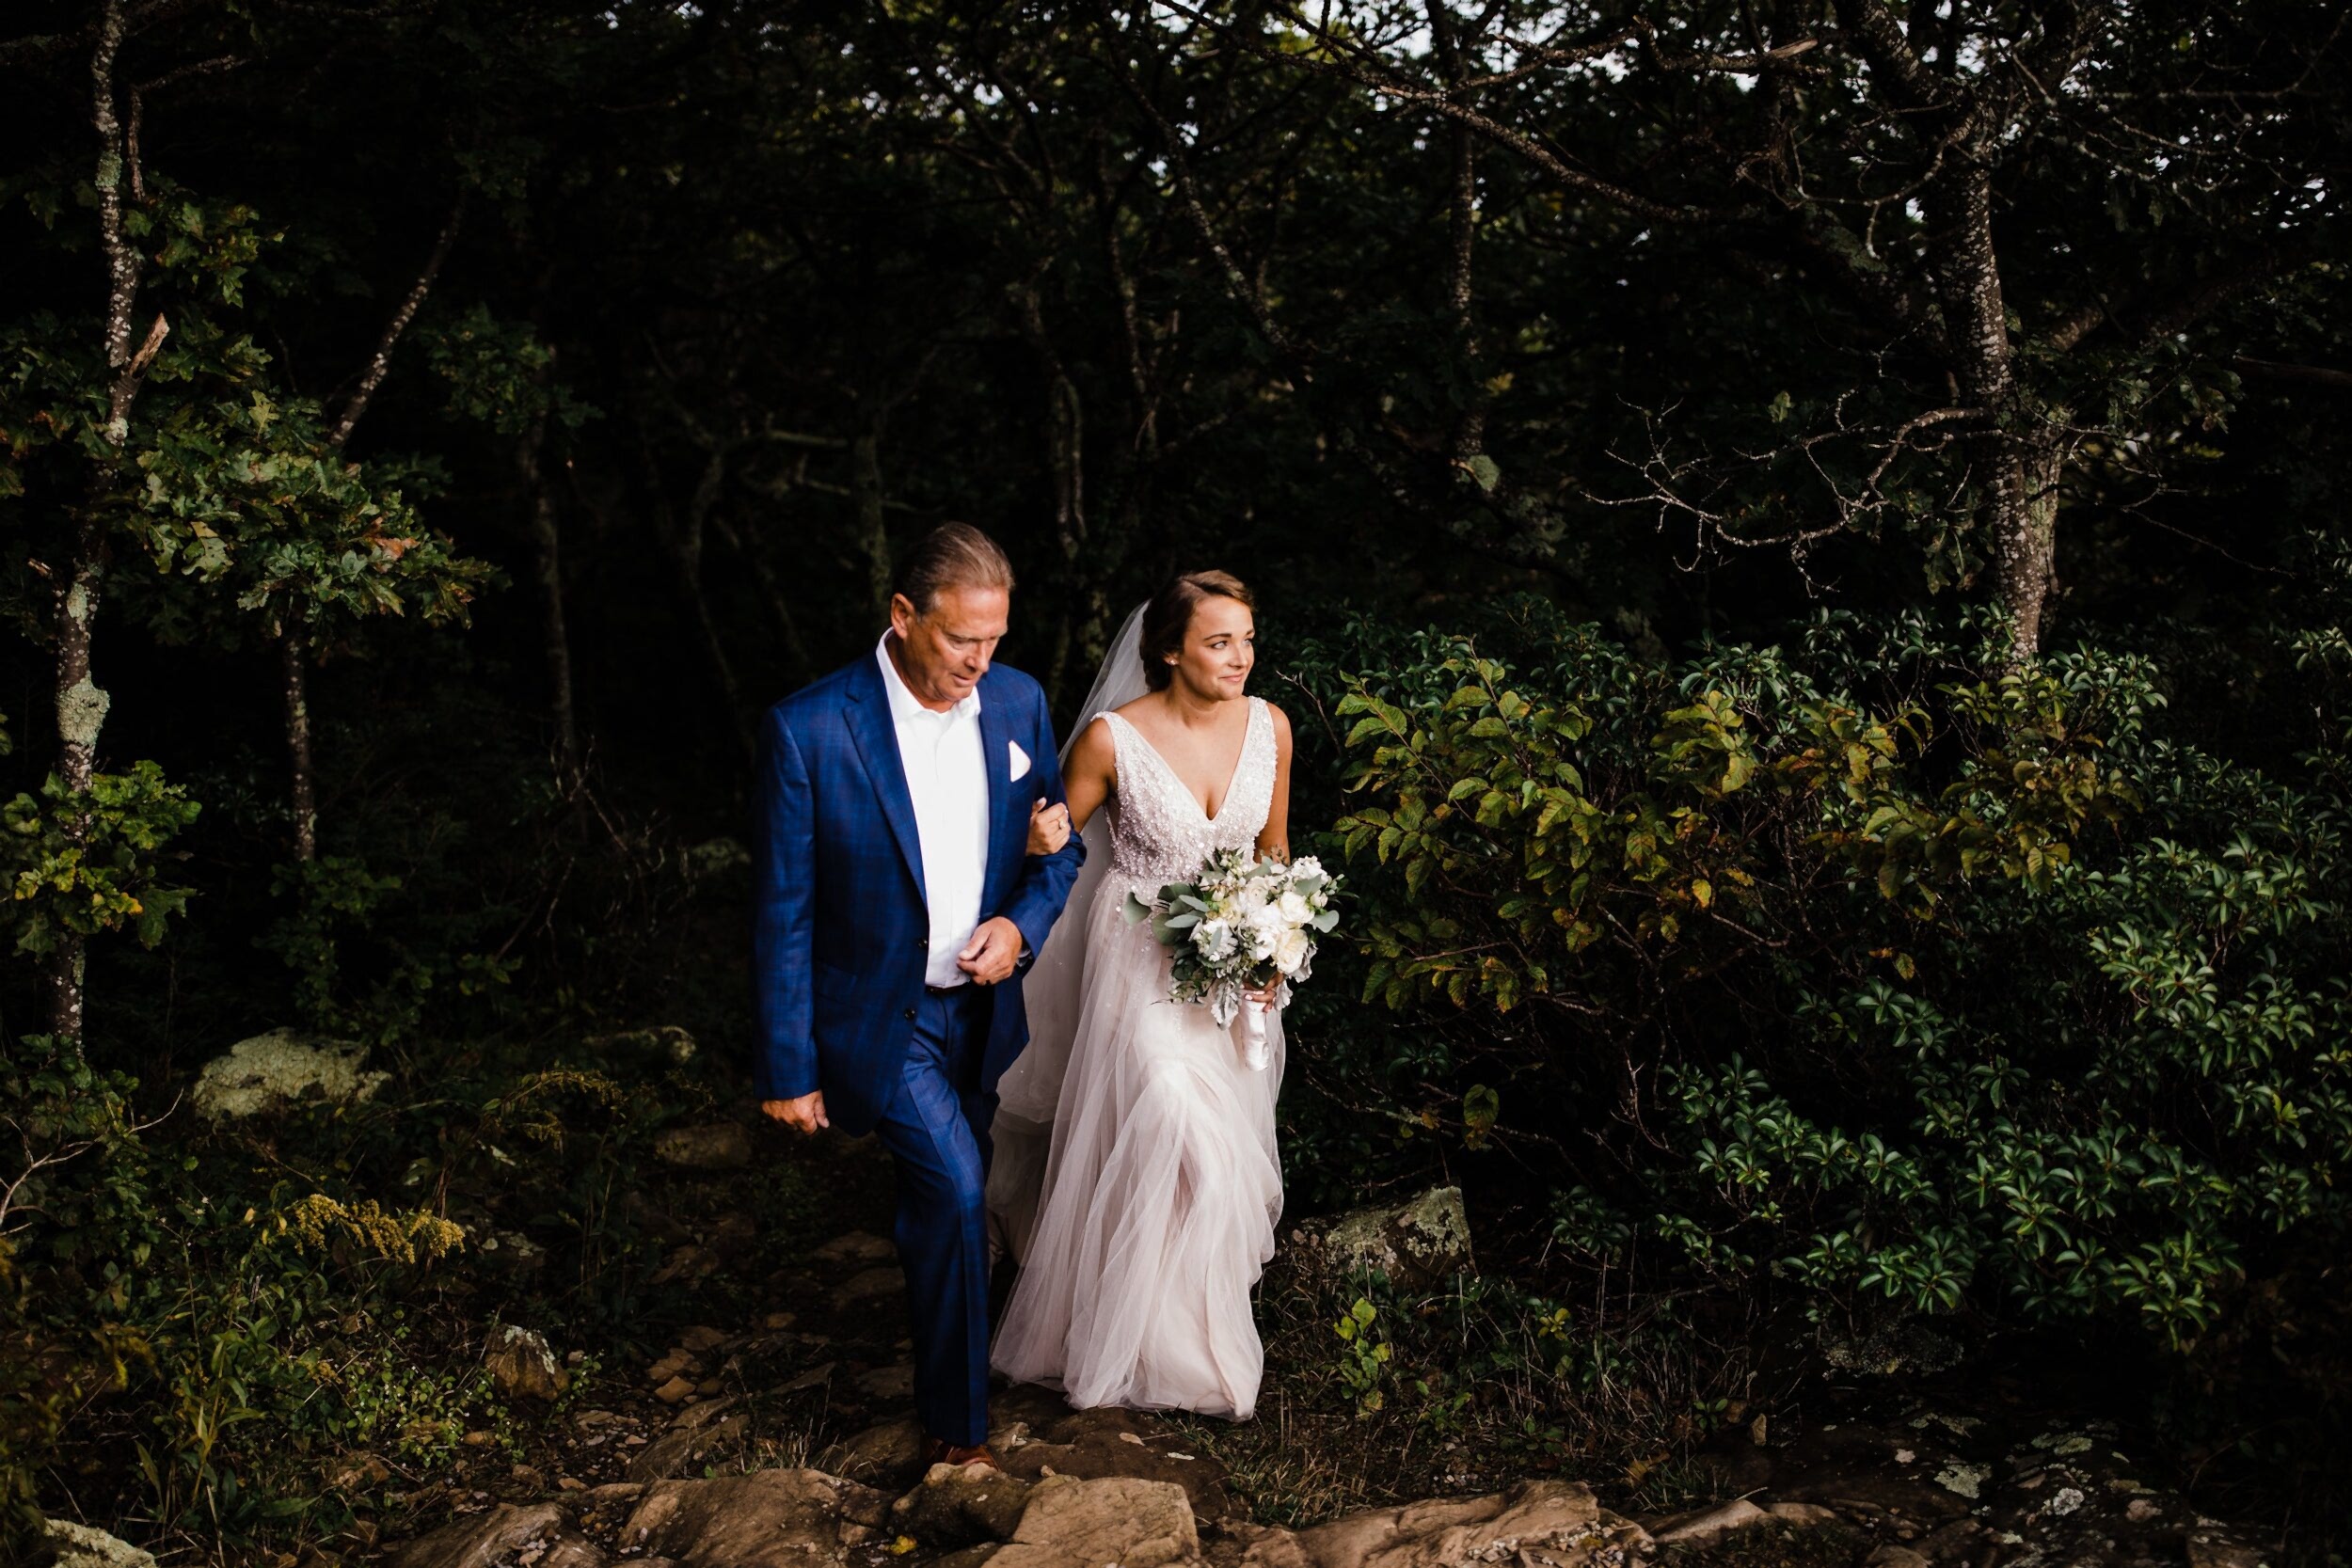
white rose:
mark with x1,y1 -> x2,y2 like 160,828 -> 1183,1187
1235,880 -> 1270,914
1246,908 -> 1282,960
1290,856 -> 1326,880
1194,919 -> 1236,961
1274,927 -> 1312,975
1278,890 -> 1311,925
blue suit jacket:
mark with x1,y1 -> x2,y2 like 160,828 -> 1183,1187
750,653 -> 1084,1133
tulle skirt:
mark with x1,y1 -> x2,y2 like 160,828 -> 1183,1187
989,873 -> 1285,1420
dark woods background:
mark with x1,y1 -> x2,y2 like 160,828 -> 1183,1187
1,1 -> 2349,1563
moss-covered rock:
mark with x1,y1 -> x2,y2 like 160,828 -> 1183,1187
190,1028 -> 389,1119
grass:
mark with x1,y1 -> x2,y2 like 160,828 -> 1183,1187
1167,1245 -> 1758,1530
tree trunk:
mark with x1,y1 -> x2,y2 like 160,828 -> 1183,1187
1013,282 -> 1093,705
282,625 -> 316,862
50,516 -> 107,1042
678,449 -> 752,757
1073,144 -> 1166,706
1430,0 -> 1486,467
517,408 -> 579,775
1924,156 -> 2050,660
851,410 -> 893,624
297,193 -> 461,847
642,436 -> 754,760
708,506 -> 813,689
2010,440 -> 2063,654
52,0 -> 142,1043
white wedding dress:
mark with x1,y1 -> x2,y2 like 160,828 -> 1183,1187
988,692 -> 1286,1420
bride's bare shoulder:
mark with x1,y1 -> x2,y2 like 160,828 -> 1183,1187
1068,712 -> 1120,768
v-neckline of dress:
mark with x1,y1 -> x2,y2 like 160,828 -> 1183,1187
1106,700 -> 1258,825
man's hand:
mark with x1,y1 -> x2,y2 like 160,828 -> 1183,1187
762,1090 -> 829,1134
957,915 -> 1026,985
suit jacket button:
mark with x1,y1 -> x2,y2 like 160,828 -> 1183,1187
903,1006 -> 916,1021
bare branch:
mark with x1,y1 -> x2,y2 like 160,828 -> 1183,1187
2,0 -> 215,68
127,53 -> 243,200
2045,302 -> 2106,355
1227,2 -> 1711,227
2232,356 -> 2352,393
326,194 -> 466,451
1106,33 -> 1309,367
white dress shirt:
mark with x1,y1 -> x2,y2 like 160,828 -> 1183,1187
877,635 -> 991,988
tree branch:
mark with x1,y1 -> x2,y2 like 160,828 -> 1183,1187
326,193 -> 466,450
1830,0 -> 1958,118
127,53 -> 243,201
2231,355 -> 2352,392
1107,34 -> 1309,369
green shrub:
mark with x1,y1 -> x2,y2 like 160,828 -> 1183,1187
3,762 -> 200,958
0,1035 -> 152,1559
1295,595 -> 2351,1349
0,1011 -> 704,1559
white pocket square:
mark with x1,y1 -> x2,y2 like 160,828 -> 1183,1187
1009,739 -> 1032,781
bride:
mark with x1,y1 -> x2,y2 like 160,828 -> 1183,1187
988,569 -> 1294,1420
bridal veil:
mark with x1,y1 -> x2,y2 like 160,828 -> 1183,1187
987,602 -> 1149,1259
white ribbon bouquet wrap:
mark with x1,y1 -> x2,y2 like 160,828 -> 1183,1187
1123,848 -> 1343,1069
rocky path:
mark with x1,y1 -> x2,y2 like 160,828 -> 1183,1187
338,1118 -> 2280,1568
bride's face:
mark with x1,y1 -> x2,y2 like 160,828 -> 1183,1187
1170,595 -> 1255,702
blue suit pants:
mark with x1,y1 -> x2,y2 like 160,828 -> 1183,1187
871,987 -> 994,1447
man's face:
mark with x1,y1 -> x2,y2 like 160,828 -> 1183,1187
889,583 -> 1009,708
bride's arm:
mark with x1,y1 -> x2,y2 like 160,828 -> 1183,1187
1255,704 -> 1294,862
1062,716 -> 1117,835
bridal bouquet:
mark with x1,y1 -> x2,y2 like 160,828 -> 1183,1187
1123,848 -> 1342,1069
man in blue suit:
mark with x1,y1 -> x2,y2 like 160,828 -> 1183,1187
753,522 -> 1082,1470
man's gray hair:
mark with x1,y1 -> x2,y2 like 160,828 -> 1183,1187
894,522 -> 1017,614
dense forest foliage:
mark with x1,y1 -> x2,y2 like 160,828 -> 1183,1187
2,1 -> 2347,1563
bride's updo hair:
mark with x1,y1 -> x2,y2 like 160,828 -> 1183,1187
1140,570 -> 1256,691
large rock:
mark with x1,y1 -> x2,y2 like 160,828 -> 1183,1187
192,1029 -> 389,1119
2185,1537 -> 2264,1568
814,1231 -> 896,1266
621,1190 -> 695,1246
1301,1187 -> 1472,1290
992,1404 -> 1231,1520
1652,1498 -> 1772,1543
833,1266 -> 907,1309
653,1122 -> 753,1170
891,1462 -> 1035,1546
989,1476 -> 1200,1568
822,1418 -> 927,1484
1243,1481 -> 1648,1568
40,1520 -> 157,1568
484,1325 -> 570,1402
620,1468 -> 890,1567
859,1362 -> 916,1401
628,1398 -> 750,1481
381,1503 -> 603,1568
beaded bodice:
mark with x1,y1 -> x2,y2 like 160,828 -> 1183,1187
1099,697 -> 1275,886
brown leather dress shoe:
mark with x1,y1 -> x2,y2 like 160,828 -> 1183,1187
919,1436 -> 999,1471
